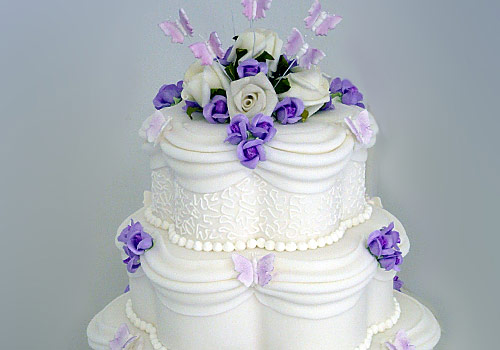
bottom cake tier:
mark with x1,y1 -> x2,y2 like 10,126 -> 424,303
87,292 -> 440,350
88,203 -> 440,349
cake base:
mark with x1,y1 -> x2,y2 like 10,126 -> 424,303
87,291 -> 440,350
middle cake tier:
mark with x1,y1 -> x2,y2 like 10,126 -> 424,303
140,103 -> 378,250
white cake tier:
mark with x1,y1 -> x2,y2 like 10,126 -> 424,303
139,103 -> 378,246
88,293 -> 440,350
106,204 -> 416,350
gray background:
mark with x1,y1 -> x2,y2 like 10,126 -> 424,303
2,0 -> 498,349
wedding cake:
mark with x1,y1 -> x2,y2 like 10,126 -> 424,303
87,2 -> 441,349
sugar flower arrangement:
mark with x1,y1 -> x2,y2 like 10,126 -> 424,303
118,220 -> 153,273
151,0 -> 372,169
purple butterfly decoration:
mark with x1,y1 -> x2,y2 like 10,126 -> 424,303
159,8 -> 194,44
109,324 -> 141,350
146,111 -> 171,144
232,253 -> 275,287
241,0 -> 273,21
284,28 -> 325,69
345,109 -> 373,146
189,32 -> 225,66
385,330 -> 416,350
304,0 -> 342,36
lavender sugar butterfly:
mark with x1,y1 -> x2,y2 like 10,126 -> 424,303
232,253 -> 275,287
304,0 -> 342,36
385,330 -> 416,350
146,111 -> 172,145
241,0 -> 273,21
109,324 -> 143,350
189,32 -> 225,66
345,109 -> 373,146
284,27 -> 325,69
159,8 -> 194,44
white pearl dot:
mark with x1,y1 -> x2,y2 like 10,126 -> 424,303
264,240 -> 275,251
223,242 -> 235,252
285,242 -> 297,252
193,241 -> 203,251
213,242 -> 223,252
247,239 -> 257,249
275,242 -> 286,252
235,241 -> 246,251
203,241 -> 213,252
185,240 -> 194,249
256,238 -> 266,249
297,242 -> 308,251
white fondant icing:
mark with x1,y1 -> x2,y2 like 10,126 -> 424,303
145,203 -> 373,252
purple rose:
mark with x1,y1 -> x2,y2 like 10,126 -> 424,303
367,222 -> 400,257
225,114 -> 250,145
118,220 -> 153,274
393,275 -> 404,292
367,222 -> 403,272
203,95 -> 230,124
250,113 -> 276,143
330,78 -> 365,108
122,247 -> 141,273
153,81 -> 183,110
117,220 -> 143,244
237,139 -> 266,169
237,59 -> 268,78
274,97 -> 305,124
126,227 -> 153,256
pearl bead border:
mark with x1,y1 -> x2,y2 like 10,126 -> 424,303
354,297 -> 401,350
125,299 -> 167,350
125,296 -> 400,350
144,204 -> 373,253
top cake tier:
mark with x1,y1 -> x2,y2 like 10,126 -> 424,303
139,102 -> 378,252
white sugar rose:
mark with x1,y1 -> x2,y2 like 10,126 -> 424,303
228,28 -> 283,72
181,61 -> 230,107
227,73 -> 278,120
279,67 -> 331,117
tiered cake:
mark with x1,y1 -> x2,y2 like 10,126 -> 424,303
88,2 -> 440,349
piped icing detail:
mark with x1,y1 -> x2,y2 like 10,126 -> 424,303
125,297 -> 400,350
144,204 -> 372,252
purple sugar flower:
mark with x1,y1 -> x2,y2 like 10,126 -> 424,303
274,97 -> 305,124
203,95 -> 230,124
250,114 -> 276,143
237,59 -> 268,78
330,77 -> 365,108
153,81 -> 183,110
182,100 -> 201,112
237,139 -> 266,169
321,96 -> 336,111
393,275 -> 404,292
367,222 -> 403,272
126,227 -> 153,256
122,247 -> 141,273
117,220 -> 143,244
379,251 -> 404,272
124,284 -> 130,293
225,114 -> 250,145
118,220 -> 153,274
219,46 -> 233,66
